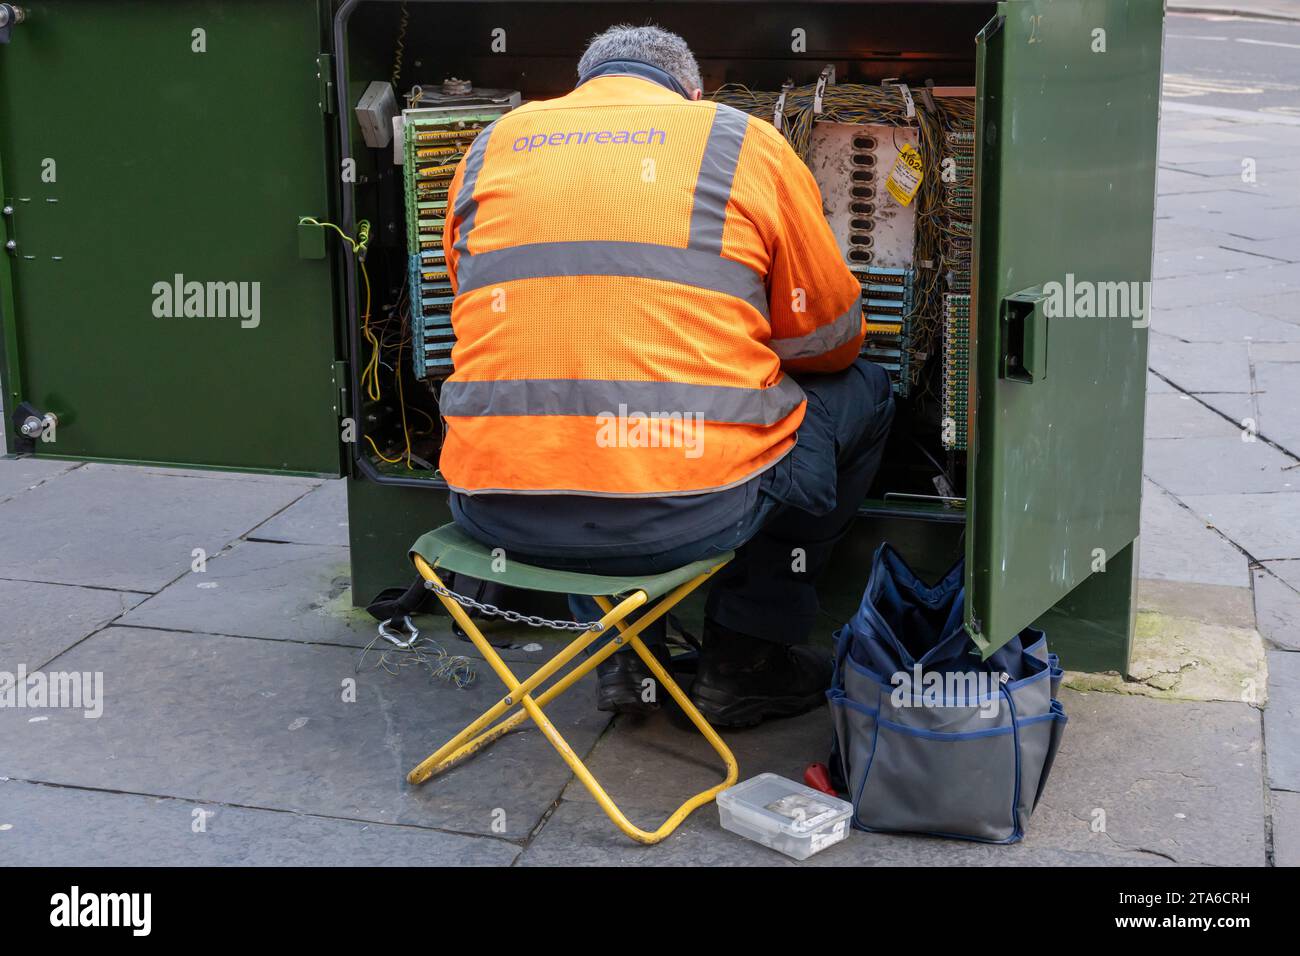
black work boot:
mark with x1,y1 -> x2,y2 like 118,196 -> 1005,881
595,643 -> 674,717
690,623 -> 832,728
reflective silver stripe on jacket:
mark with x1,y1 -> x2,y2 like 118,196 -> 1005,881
450,119 -> 499,257
769,293 -> 864,360
440,376 -> 806,426
687,104 -> 749,255
456,240 -> 768,317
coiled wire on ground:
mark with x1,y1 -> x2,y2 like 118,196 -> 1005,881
357,628 -> 477,689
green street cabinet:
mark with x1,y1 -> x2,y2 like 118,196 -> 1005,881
0,0 -> 1163,673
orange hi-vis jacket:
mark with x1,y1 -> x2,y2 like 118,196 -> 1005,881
440,66 -> 865,497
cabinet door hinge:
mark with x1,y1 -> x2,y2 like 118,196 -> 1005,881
332,360 -> 349,421
316,54 -> 336,115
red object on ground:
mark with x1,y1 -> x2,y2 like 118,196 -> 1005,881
804,762 -> 836,796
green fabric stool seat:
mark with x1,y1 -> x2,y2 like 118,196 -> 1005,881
409,523 -> 733,602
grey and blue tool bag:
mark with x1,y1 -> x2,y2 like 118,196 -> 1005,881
828,544 -> 1067,844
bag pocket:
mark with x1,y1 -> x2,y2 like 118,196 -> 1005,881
856,717 -> 1021,843
828,690 -> 878,807
1019,700 -> 1068,812
1006,663 -> 1053,722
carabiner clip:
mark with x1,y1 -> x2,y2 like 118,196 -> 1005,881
378,615 -> 420,649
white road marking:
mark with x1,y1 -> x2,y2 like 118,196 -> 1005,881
1236,37 -> 1300,51
1163,75 -> 1266,97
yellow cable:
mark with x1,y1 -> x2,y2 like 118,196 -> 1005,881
394,326 -> 413,468
365,435 -> 404,464
410,404 -> 438,436
359,259 -> 382,402
299,217 -> 415,466
298,216 -> 369,256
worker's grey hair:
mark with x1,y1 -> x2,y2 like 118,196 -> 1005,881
577,23 -> 703,95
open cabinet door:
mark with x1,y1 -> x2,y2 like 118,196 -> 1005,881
965,0 -> 1163,656
0,0 -> 342,475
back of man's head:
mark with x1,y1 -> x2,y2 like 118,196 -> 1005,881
577,23 -> 703,97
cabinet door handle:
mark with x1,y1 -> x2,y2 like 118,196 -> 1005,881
1000,287 -> 1049,384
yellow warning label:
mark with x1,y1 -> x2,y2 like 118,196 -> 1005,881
885,144 -> 924,207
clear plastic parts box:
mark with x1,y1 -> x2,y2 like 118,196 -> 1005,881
716,773 -> 853,860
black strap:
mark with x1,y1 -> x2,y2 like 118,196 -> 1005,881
364,577 -> 436,622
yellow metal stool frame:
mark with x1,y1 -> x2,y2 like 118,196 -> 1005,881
405,525 -> 739,845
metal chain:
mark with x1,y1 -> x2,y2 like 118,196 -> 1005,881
424,580 -> 605,632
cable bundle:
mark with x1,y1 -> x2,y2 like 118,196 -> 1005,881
711,82 -> 975,392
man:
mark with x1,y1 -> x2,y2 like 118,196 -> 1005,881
440,24 -> 894,727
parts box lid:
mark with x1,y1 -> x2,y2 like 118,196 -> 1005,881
717,773 -> 853,860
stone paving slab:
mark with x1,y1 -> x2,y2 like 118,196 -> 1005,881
1264,650 -> 1300,793
1153,219 -> 1240,252
1254,362 -> 1300,449
1166,176 -> 1291,205
1263,559 -> 1300,591
1252,340 -> 1300,360
116,538 -> 563,664
125,466 -> 322,486
524,689 -> 1263,866
1224,236 -> 1300,264
1253,567 -> 1300,652
0,627 -> 610,841
1143,436 -> 1297,496
1138,481 -> 1250,587
1147,372 -> 1176,394
1150,303 -> 1300,343
988,690 -> 1264,866
0,457 -> 79,503
1168,404 -> 1265,446
1154,244 -> 1277,279
1219,232 -> 1300,262
1139,577 -> 1256,630
249,478 -> 349,548
0,778 -> 519,866
1158,168 -> 1249,197
1158,148 -> 1258,169
1067,608 -> 1267,706
1157,187 -> 1294,218
0,579 -> 145,669
1189,394 -> 1268,438
1169,140 -> 1300,166
1155,256 -> 1300,310
1234,289 -> 1300,321
1271,789 -> 1300,868
1149,335 -> 1253,393
118,540 -> 369,647
558,707 -> 829,813
0,464 -> 311,592
517,798 -> 1173,867
1145,393 -> 1245,439
1182,492 -> 1300,560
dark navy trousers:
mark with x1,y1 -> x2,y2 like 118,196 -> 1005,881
555,359 -> 895,647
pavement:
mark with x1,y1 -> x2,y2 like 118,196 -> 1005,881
1170,1 -> 1300,24
1,12 -> 1298,867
